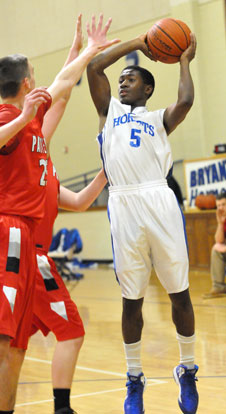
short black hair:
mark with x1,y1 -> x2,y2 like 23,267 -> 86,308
0,54 -> 30,98
121,65 -> 155,99
216,192 -> 226,201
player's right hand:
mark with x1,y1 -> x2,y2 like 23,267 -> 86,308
180,33 -> 197,63
22,88 -> 51,122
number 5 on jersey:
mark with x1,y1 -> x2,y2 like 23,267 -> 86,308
130,128 -> 141,148
39,159 -> 48,186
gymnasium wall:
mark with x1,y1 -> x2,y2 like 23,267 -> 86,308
0,0 -> 225,259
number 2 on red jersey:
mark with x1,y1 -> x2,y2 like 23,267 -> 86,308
39,159 -> 48,186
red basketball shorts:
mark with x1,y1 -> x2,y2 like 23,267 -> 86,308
31,253 -> 85,341
0,214 -> 36,350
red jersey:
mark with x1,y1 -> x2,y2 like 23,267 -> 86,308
34,157 -> 59,253
0,99 -> 51,221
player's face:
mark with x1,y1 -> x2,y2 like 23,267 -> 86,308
118,69 -> 148,106
27,61 -> 35,90
216,198 -> 226,216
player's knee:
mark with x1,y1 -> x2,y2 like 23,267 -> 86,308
123,297 -> 143,321
212,245 -> 223,258
65,335 -> 84,352
0,334 -> 11,361
8,347 -> 26,375
76,335 -> 84,350
169,289 -> 192,310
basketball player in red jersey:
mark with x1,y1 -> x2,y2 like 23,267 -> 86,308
30,19 -> 107,414
32,161 -> 106,414
0,15 -> 118,414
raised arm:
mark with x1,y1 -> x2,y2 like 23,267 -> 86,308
163,33 -> 197,135
58,168 -> 107,212
87,35 -> 153,131
47,14 -> 120,107
42,14 -> 83,147
63,14 -> 83,67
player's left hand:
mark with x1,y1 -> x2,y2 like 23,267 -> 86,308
138,34 -> 157,61
86,14 -> 120,52
180,33 -> 197,63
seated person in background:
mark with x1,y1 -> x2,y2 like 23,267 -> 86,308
203,193 -> 226,299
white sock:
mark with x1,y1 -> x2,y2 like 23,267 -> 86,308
176,332 -> 196,369
123,340 -> 142,376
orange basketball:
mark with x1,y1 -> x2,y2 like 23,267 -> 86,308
195,194 -> 216,210
147,18 -> 191,64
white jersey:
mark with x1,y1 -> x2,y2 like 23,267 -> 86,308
98,96 -> 173,186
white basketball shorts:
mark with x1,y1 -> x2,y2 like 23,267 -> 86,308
108,180 -> 189,299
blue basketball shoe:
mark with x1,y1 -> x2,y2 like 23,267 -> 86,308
124,372 -> 146,414
173,364 -> 199,414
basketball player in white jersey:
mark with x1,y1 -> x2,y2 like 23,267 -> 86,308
87,32 -> 198,414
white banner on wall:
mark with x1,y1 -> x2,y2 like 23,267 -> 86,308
184,156 -> 226,207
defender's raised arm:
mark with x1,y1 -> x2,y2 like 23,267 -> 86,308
47,14 -> 120,106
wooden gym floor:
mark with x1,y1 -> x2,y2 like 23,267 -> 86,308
15,267 -> 226,413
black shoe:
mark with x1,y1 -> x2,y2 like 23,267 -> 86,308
55,408 -> 77,414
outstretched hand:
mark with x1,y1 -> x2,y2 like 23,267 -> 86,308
71,13 -> 83,54
63,13 -> 83,67
86,14 -> 120,52
180,33 -> 197,63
